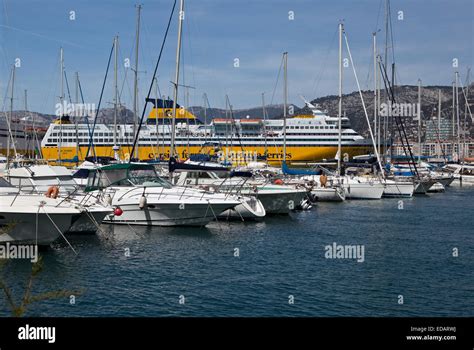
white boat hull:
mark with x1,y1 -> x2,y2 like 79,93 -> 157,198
67,207 -> 112,234
0,208 -> 73,245
414,179 -> 437,194
103,201 -> 237,226
342,178 -> 384,200
427,182 -> 445,193
311,187 -> 345,202
219,196 -> 266,220
253,189 -> 307,214
451,175 -> 474,186
383,181 -> 415,198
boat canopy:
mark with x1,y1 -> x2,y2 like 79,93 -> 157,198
282,161 -> 320,176
85,163 -> 172,192
169,157 -> 229,173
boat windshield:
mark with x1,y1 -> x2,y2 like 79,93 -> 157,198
86,165 -> 172,191
0,177 -> 13,187
128,168 -> 172,188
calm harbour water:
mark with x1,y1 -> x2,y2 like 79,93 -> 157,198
1,187 -> 473,317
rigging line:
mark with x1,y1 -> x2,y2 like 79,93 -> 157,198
129,0 -> 177,161
311,27 -> 338,97
77,76 -> 92,127
118,44 -> 134,114
85,40 -> 115,160
227,95 -> 245,154
184,6 -> 197,110
203,94 -> 224,147
374,0 -> 383,32
364,40 -> 375,90
344,32 -> 384,179
38,51 -> 60,117
269,54 -> 284,106
2,67 -> 18,158
379,60 -> 419,177
388,0 -> 396,66
64,71 -> 73,103
458,78 -> 474,123
140,15 -> 154,80
0,24 -> 85,49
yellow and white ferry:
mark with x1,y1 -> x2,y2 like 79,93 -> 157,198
40,99 -> 374,166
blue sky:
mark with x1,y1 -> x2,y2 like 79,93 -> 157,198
0,0 -> 472,114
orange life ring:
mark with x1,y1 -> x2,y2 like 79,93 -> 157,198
45,186 -> 60,199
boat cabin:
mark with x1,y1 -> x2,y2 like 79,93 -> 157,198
85,163 -> 172,191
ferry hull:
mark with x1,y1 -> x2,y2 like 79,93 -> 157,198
41,144 -> 374,166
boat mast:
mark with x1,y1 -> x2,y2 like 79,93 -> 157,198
372,32 -> 377,153
154,77 -> 159,160
283,51 -> 288,163
455,71 -> 460,162
417,78 -> 421,164
203,93 -> 208,145
24,89 -> 29,157
6,65 -> 15,170
58,47 -> 64,164
133,5 -> 142,160
186,87 -> 190,156
337,23 -> 343,175
170,0 -> 184,159
75,71 -> 80,163
463,68 -> 470,162
452,80 -> 455,140
383,0 -> 389,158
225,95 -> 229,150
113,35 -> 120,160
377,56 -> 381,156
262,92 -> 268,160
437,89 -> 442,159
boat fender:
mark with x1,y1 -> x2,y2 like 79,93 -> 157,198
104,194 -> 112,205
274,179 -> 284,185
45,186 -> 60,199
139,195 -> 147,210
320,174 -> 328,188
114,207 -> 123,216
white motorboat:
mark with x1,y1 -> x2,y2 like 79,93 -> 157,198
219,195 -> 266,220
169,164 -> 266,220
174,170 -> 307,215
338,176 -> 384,200
311,186 -> 346,202
298,175 -> 345,202
0,178 -> 78,245
442,164 -> 474,186
85,163 -> 240,226
427,182 -> 445,193
414,177 -> 437,194
5,165 -> 112,234
383,179 -> 415,198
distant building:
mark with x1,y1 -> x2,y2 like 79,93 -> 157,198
392,140 -> 474,160
424,116 -> 454,142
